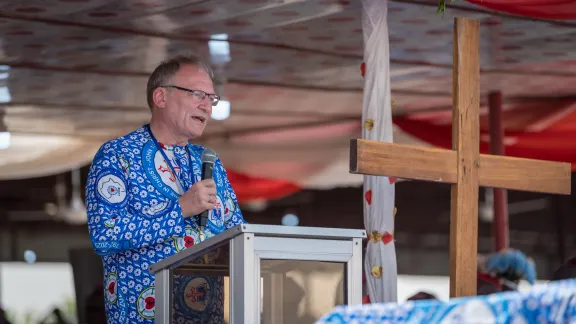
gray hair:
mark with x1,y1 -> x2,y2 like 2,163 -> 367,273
146,53 -> 215,110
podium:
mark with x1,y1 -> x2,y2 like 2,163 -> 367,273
149,224 -> 366,323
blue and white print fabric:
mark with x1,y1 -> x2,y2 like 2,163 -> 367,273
316,279 -> 576,324
86,125 -> 244,323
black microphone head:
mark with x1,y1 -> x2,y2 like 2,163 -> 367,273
201,148 -> 217,164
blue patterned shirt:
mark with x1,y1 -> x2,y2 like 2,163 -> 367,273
85,125 -> 244,323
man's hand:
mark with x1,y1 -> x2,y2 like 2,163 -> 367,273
178,179 -> 216,217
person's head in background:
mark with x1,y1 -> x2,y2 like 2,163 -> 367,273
551,256 -> 576,281
407,291 -> 438,301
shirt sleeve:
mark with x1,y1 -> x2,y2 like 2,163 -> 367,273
215,158 -> 246,228
86,144 -> 187,256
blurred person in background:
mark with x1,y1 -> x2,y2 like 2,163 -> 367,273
407,291 -> 437,301
551,256 -> 576,281
477,249 -> 537,295
84,283 -> 106,324
0,307 -> 11,324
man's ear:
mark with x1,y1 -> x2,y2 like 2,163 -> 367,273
153,87 -> 167,109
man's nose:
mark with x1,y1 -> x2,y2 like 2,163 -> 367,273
198,100 -> 212,114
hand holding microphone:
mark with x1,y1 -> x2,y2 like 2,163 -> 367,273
178,149 -> 218,227
178,179 -> 216,218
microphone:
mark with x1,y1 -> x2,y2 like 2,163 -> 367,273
199,148 -> 217,228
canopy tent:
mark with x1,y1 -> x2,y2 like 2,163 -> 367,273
394,99 -> 576,171
0,2 -> 575,202
465,0 -> 576,20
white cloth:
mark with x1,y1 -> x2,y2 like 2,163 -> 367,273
361,0 -> 397,303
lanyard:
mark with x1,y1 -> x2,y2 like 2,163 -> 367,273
145,124 -> 193,194
145,124 -> 209,247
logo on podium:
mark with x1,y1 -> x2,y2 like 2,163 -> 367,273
183,277 -> 212,312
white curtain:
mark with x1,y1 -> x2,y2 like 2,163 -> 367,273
361,0 -> 398,303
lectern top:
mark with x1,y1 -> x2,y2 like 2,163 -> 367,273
149,224 -> 366,273
238,224 -> 366,239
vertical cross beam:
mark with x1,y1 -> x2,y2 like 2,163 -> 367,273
450,18 -> 480,298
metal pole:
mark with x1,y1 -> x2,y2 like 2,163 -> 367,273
154,269 -> 173,324
488,91 -> 509,251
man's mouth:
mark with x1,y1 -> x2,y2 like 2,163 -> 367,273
191,116 -> 206,123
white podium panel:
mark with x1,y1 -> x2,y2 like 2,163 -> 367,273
149,224 -> 366,324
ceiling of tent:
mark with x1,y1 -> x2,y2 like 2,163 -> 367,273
0,0 -> 575,190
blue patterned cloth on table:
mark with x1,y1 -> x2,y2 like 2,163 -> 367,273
86,125 -> 245,324
316,279 -> 576,324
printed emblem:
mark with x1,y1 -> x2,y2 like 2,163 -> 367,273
142,141 -> 180,200
98,175 -> 126,202
137,286 -> 155,320
207,195 -> 225,232
157,163 -> 180,184
103,217 -> 117,228
142,201 -> 170,217
223,195 -> 236,223
183,277 -> 212,312
96,170 -> 127,207
105,272 -> 118,304
119,155 -> 130,176
174,226 -> 200,252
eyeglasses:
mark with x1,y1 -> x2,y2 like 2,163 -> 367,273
161,85 -> 220,106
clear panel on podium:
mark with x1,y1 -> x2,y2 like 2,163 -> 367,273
173,240 -> 230,276
171,241 -> 232,323
260,259 -> 346,324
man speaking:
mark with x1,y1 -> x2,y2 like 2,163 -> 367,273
85,53 -> 245,323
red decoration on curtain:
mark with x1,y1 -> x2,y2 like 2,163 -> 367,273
466,0 -> 576,20
365,189 -> 373,205
226,170 -> 302,203
393,100 -> 576,170
382,232 -> 394,245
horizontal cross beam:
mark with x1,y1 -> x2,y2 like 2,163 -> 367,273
350,139 -> 571,195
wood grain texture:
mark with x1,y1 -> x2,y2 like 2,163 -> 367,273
450,17 -> 480,298
479,155 -> 571,194
349,139 -> 457,183
350,139 -> 571,195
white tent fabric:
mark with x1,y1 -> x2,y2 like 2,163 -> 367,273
0,122 -> 428,184
361,0 -> 398,303
0,133 -> 101,180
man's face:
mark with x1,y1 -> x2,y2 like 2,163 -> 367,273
163,65 -> 214,139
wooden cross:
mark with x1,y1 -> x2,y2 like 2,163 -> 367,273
350,17 -> 572,298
